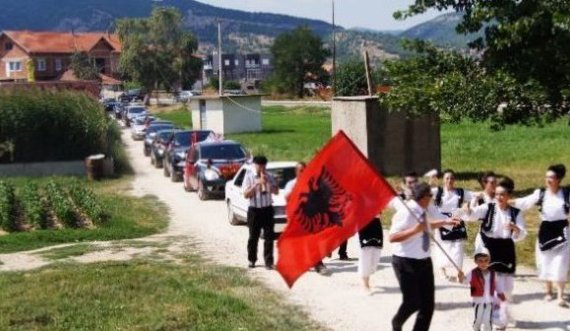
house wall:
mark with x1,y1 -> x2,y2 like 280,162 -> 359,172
32,54 -> 69,80
0,35 -> 29,80
190,98 -> 225,134
89,39 -> 115,75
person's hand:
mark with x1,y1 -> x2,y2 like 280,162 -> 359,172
446,217 -> 461,227
458,271 -> 465,284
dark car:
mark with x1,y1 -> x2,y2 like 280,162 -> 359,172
183,140 -> 248,200
150,129 -> 180,168
143,122 -> 175,156
163,130 -> 214,182
118,89 -> 146,103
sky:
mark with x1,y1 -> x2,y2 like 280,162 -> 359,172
197,0 -> 447,31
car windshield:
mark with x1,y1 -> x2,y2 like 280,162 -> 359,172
268,167 -> 297,189
200,144 -> 246,160
147,125 -> 174,134
157,130 -> 177,140
133,117 -> 148,125
129,107 -> 146,114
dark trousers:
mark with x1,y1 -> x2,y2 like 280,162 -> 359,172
338,240 -> 348,258
247,206 -> 275,266
392,255 -> 435,331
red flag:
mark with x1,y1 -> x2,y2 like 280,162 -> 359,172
276,130 -> 396,288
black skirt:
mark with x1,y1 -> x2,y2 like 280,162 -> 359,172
538,220 -> 569,252
480,232 -> 516,274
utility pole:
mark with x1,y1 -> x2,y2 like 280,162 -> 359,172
363,51 -> 373,96
331,0 -> 336,97
218,21 -> 223,96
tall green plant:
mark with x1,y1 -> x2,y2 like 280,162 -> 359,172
46,181 -> 77,228
68,182 -> 106,224
20,183 -> 48,229
0,181 -> 17,232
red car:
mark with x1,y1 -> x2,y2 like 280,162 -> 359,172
183,140 -> 248,200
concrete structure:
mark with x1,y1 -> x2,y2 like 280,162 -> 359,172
332,96 -> 441,176
0,160 -> 86,177
190,95 -> 262,135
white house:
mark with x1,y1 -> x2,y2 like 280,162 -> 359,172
189,95 -> 262,135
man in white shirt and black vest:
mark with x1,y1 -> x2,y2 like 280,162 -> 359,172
389,182 -> 459,331
243,156 -> 279,270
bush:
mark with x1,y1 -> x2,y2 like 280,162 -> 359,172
0,181 -> 17,232
0,89 -> 129,173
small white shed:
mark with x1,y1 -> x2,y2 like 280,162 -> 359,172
189,95 -> 262,135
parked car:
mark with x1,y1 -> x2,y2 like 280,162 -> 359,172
183,140 -> 248,200
142,122 -> 175,156
163,130 -> 214,182
123,105 -> 148,127
225,162 -> 296,234
114,102 -> 125,119
176,90 -> 194,103
130,115 -> 156,140
118,88 -> 146,103
150,129 -> 180,168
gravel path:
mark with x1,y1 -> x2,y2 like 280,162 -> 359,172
2,128 -> 569,331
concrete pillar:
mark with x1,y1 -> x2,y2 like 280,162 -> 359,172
332,96 -> 441,176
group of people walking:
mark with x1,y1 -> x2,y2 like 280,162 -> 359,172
241,155 -> 569,331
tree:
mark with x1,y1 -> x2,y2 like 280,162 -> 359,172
395,0 -> 570,120
69,52 -> 101,81
116,7 -> 202,97
270,27 -> 330,98
380,40 -> 550,129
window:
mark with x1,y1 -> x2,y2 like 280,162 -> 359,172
262,58 -> 270,65
5,42 -> 13,51
8,61 -> 22,72
224,59 -> 230,66
37,58 -> 46,71
55,58 -> 63,71
234,59 -> 239,65
234,170 -> 246,187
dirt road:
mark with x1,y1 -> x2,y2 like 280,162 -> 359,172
2,128 -> 569,331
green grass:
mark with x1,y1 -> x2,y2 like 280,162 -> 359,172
0,178 -> 168,254
37,244 -> 105,260
0,259 -> 322,331
150,105 -> 192,129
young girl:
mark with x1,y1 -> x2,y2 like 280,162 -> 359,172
512,164 -> 569,307
358,217 -> 383,293
466,178 -> 527,330
432,169 -> 473,281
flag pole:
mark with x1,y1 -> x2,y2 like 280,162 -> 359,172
395,195 -> 462,273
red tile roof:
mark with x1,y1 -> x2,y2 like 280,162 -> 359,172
2,30 -> 121,54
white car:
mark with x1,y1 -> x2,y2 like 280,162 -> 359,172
225,162 -> 297,234
130,115 -> 155,140
124,105 -> 148,127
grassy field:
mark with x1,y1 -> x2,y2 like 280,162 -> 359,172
0,258 -> 322,331
150,104 -> 192,129
0,177 -> 168,254
149,104 -> 570,266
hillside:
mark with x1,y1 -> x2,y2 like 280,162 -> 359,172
400,12 -> 481,48
0,1 -> 473,61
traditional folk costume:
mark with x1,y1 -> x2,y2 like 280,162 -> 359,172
431,187 -> 473,271
467,203 -> 527,329
358,217 -> 383,278
462,267 -> 505,331
514,188 -> 570,283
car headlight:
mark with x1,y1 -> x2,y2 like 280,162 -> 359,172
175,152 -> 186,160
157,149 -> 164,156
204,168 -> 220,181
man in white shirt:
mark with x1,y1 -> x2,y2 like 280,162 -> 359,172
243,156 -> 279,270
389,182 -> 459,331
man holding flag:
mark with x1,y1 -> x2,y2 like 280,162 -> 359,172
389,182 -> 459,331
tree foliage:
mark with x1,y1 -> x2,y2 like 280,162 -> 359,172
270,27 -> 330,98
395,0 -> 570,121
380,40 -> 550,129
69,52 -> 101,81
116,7 -> 202,93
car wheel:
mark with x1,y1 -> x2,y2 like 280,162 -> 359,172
154,157 -> 162,169
197,180 -> 208,201
144,148 -> 150,157
150,156 -> 155,166
227,200 -> 241,225
163,162 -> 170,177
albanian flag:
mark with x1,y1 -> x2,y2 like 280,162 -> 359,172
276,131 -> 396,287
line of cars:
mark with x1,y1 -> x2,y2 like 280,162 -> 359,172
108,105 -> 297,235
